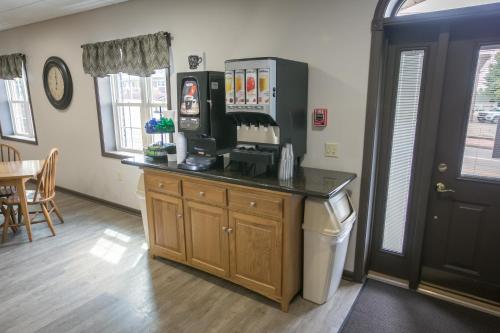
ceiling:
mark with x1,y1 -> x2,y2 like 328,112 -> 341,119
0,0 -> 128,31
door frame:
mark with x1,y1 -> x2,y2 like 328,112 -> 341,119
355,0 -> 500,287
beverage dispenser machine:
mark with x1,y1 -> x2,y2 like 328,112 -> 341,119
177,71 -> 235,171
225,57 -> 308,175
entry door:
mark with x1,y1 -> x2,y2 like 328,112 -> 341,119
421,19 -> 500,303
369,26 -> 439,280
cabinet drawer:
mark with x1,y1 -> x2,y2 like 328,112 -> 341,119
145,172 -> 181,196
183,180 -> 226,206
228,189 -> 283,219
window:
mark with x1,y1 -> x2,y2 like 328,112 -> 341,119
95,68 -> 171,158
460,45 -> 500,180
396,0 -> 500,16
382,50 -> 425,254
0,64 -> 37,143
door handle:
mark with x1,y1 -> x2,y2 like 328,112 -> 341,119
436,182 -> 455,193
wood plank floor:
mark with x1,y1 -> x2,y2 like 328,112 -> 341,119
0,191 -> 362,333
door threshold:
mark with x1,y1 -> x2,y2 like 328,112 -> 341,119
367,270 -> 409,289
418,283 -> 500,318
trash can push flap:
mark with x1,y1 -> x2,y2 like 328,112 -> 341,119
302,190 -> 354,237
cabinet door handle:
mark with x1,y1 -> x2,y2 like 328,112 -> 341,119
226,228 -> 233,233
199,191 -> 205,197
222,226 -> 228,231
158,182 -> 164,188
249,201 -> 257,207
177,213 -> 183,219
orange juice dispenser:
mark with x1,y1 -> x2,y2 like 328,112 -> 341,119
225,57 -> 308,176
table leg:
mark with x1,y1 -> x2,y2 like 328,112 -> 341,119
16,178 -> 32,242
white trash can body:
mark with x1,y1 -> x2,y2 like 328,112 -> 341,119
302,190 -> 356,304
137,173 -> 149,247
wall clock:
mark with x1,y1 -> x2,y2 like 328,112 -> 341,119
43,56 -> 73,110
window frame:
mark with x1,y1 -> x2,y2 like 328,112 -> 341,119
0,61 -> 38,145
95,68 -> 172,159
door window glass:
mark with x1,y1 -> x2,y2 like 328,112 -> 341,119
397,0 -> 500,16
382,50 -> 425,254
461,45 -> 500,180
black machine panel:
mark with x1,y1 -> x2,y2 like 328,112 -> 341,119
177,71 -> 236,156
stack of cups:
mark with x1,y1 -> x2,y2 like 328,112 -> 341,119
279,143 -> 294,180
176,132 -> 187,164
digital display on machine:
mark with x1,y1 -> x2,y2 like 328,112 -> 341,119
180,79 -> 200,115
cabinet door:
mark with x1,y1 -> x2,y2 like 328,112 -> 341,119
146,191 -> 186,263
228,211 -> 282,297
184,200 -> 229,278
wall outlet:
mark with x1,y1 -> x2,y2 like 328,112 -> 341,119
325,142 -> 339,158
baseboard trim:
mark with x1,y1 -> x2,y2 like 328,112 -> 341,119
55,185 -> 141,216
418,283 -> 500,318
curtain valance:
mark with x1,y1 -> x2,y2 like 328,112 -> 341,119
82,32 -> 170,77
0,53 -> 24,80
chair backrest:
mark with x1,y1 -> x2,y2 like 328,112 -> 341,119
0,144 -> 21,162
33,148 -> 59,202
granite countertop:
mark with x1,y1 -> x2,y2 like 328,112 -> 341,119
122,155 -> 356,199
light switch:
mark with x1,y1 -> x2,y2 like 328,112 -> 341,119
325,142 -> 339,158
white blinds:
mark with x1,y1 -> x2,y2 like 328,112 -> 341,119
382,50 -> 425,254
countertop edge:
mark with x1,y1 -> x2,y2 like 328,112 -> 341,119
122,159 -> 356,199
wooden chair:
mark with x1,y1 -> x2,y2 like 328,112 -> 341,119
0,143 -> 21,197
0,143 -> 21,235
2,148 -> 63,242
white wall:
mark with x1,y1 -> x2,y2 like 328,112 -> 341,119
0,0 -> 377,271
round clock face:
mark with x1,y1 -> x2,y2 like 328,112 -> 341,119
47,66 -> 65,101
43,57 -> 73,110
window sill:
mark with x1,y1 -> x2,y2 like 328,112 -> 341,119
102,150 -> 142,160
1,134 -> 38,145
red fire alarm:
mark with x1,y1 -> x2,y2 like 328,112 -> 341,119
313,108 -> 328,127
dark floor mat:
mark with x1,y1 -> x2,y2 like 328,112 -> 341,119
341,279 -> 500,333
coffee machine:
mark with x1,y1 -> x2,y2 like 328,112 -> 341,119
177,71 -> 236,171
225,57 -> 308,176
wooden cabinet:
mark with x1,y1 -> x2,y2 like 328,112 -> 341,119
229,211 -> 282,297
146,191 -> 186,263
144,169 -> 303,312
184,200 -> 229,278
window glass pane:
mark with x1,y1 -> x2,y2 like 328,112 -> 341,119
461,46 -> 500,180
116,105 -> 142,151
3,66 -> 35,139
11,103 -> 33,137
397,0 -> 500,16
150,69 -> 167,104
115,73 -> 142,103
382,50 -> 425,254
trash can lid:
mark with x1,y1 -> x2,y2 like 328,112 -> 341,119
302,190 -> 355,236
303,211 -> 356,237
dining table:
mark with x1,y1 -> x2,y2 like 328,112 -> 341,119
0,160 -> 45,242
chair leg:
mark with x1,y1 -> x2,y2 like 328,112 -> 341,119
41,203 -> 56,236
17,204 -> 22,225
2,206 -> 12,243
50,200 -> 64,223
9,208 -> 18,233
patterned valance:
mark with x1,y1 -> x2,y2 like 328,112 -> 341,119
82,32 -> 170,77
0,53 -> 24,80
